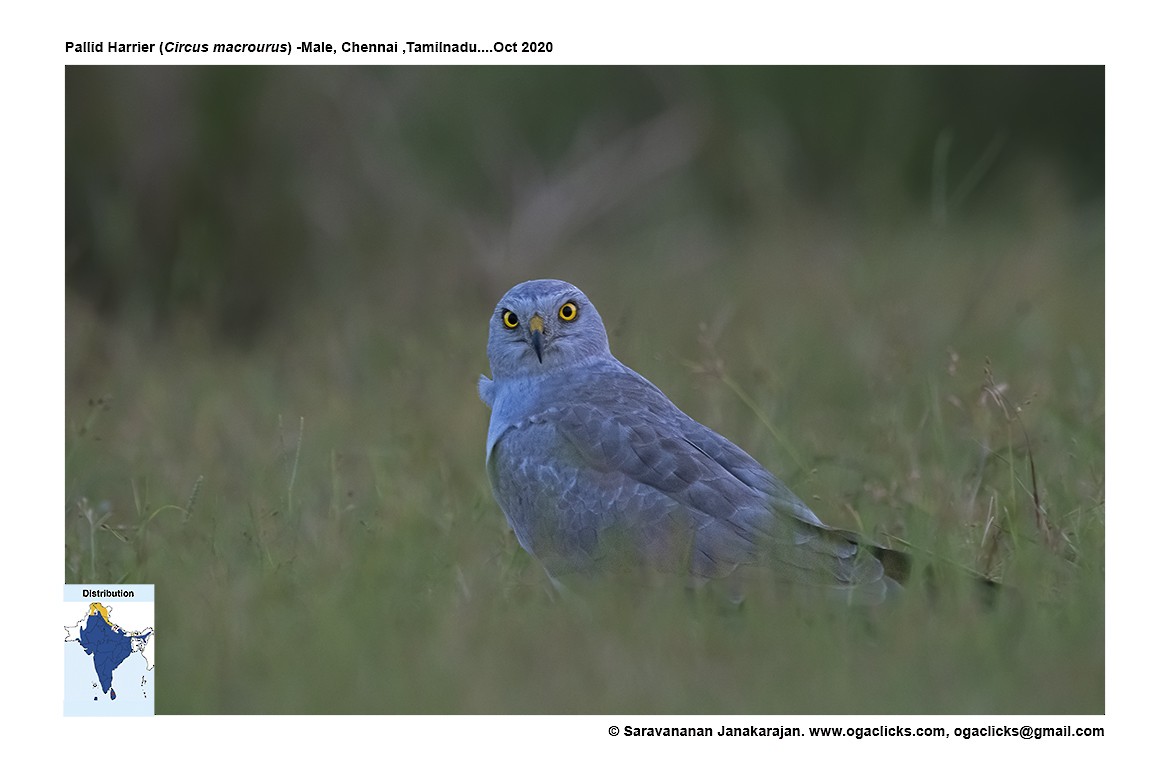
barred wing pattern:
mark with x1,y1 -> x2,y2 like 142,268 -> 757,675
487,364 -> 892,600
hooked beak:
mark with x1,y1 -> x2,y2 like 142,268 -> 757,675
529,314 -> 544,363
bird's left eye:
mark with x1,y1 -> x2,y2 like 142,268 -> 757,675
559,302 -> 578,322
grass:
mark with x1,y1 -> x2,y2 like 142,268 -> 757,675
64,205 -> 1103,714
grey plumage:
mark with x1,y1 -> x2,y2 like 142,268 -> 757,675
480,279 -> 904,603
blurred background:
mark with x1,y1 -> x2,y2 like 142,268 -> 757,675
65,66 -> 1104,714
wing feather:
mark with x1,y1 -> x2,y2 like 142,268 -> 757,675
511,364 -> 889,590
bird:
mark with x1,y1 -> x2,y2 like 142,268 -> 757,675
478,279 -> 912,604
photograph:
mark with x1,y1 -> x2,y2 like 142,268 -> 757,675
64,65 -> 1104,715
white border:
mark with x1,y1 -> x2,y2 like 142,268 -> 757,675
7,0 -> 1145,772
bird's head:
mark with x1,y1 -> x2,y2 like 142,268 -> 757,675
486,279 -> 612,380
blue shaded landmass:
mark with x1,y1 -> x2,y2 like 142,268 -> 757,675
78,613 -> 134,696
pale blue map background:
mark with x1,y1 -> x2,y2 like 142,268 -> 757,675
64,584 -> 155,716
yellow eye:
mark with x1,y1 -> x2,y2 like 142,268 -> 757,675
558,302 -> 578,322
501,309 -> 520,329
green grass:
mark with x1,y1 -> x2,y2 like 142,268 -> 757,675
65,207 -> 1103,714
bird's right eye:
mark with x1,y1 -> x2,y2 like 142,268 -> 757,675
501,309 -> 520,329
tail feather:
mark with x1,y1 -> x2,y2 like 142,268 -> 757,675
871,544 -> 1003,606
868,544 -> 913,585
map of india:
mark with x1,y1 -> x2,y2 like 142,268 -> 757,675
78,603 -> 151,698
64,585 -> 155,716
